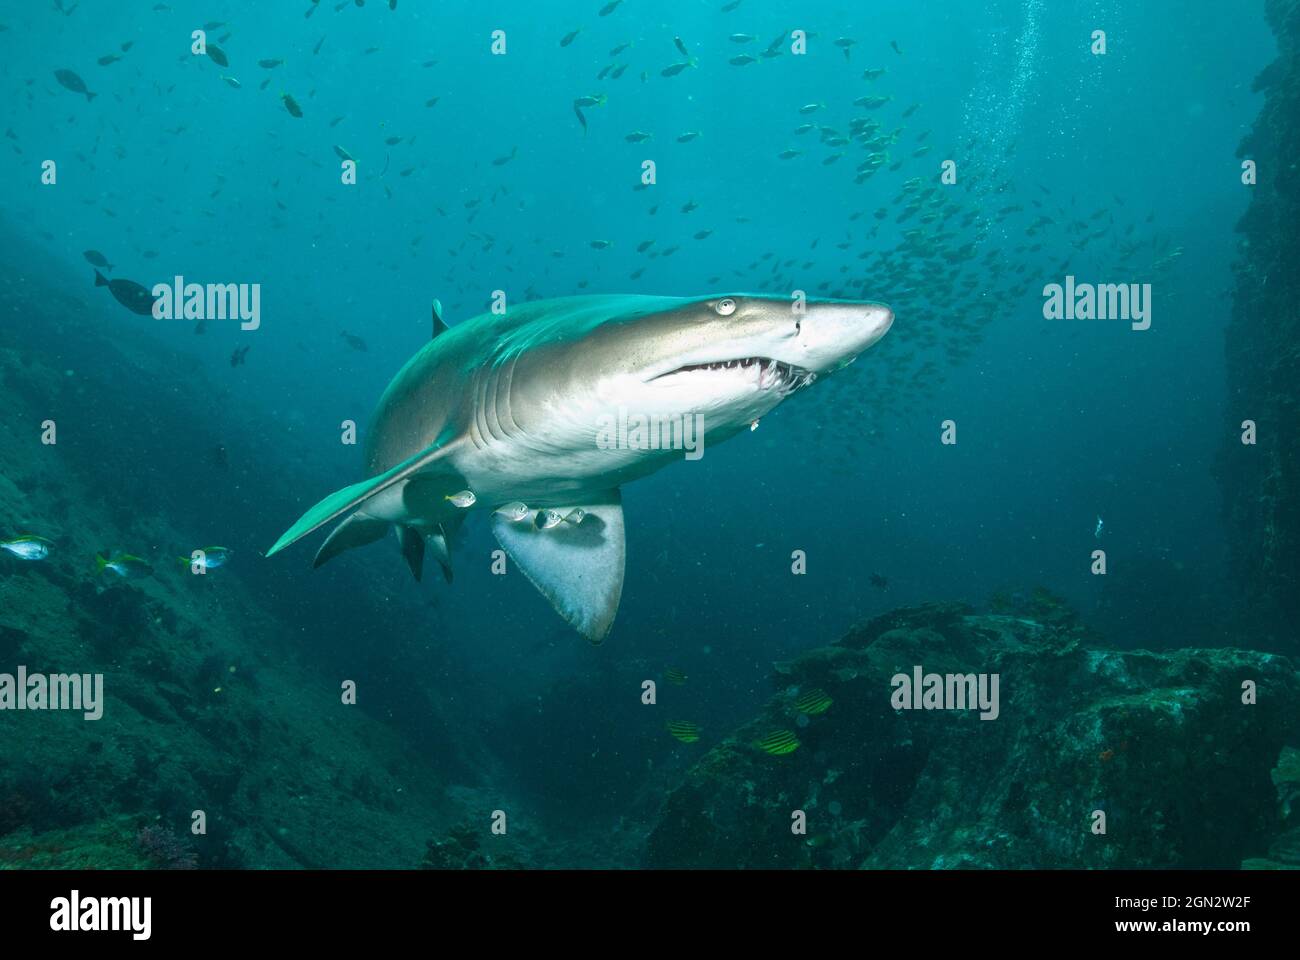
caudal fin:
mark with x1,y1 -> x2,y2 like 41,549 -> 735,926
94,270 -> 108,287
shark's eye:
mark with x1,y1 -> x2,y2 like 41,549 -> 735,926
715,298 -> 736,316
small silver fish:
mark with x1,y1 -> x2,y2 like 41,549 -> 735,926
563,508 -> 586,525
0,535 -> 52,560
495,501 -> 530,523
445,490 -> 477,508
535,509 -> 563,530
1094,516 -> 1104,538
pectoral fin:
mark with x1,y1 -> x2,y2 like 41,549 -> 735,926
490,491 -> 625,644
266,432 -> 458,557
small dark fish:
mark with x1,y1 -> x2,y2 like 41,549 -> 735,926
891,39 -> 903,55
258,58 -> 284,69
230,345 -> 251,367
83,249 -> 112,270
599,0 -> 621,14
54,69 -> 96,101
97,54 -> 122,66
385,135 -> 402,145
340,331 -> 368,351
870,573 -> 890,590
314,36 -> 326,55
492,146 -> 518,166
673,36 -> 688,57
560,28 -> 580,47
281,92 -> 303,117
206,44 -> 229,68
424,96 -> 439,107
661,60 -> 692,77
573,102 -> 587,133
120,41 -> 133,52
94,270 -> 154,315
676,131 -> 700,142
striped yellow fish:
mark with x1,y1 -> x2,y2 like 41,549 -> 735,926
755,729 -> 800,755
793,688 -> 833,715
667,720 -> 701,743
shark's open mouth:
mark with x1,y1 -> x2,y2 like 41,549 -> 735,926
652,357 -> 816,393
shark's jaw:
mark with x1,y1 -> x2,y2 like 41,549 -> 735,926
647,356 -> 817,396
609,294 -> 893,429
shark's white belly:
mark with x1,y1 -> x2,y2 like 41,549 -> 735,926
451,434 -> 677,508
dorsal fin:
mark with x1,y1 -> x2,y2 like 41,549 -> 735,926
432,299 -> 448,339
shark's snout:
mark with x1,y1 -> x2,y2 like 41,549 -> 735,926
792,299 -> 894,373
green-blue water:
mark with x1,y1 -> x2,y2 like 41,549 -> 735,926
0,0 -> 1293,869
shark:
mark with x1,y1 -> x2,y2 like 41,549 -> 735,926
267,293 -> 893,642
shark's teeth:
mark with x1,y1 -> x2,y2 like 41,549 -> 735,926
657,357 -> 812,393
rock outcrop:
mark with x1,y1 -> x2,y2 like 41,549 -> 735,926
646,602 -> 1299,868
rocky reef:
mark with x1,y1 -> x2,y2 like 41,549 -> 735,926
646,601 -> 1300,868
1221,0 -> 1300,646
0,241 -> 498,869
